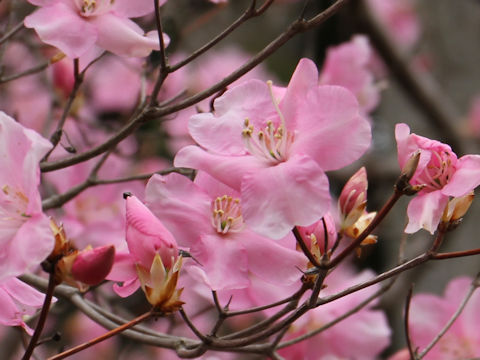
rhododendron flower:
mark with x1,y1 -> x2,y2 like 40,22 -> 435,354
392,277 -> 480,359
109,195 -> 180,298
395,123 -> 480,233
175,58 -> 371,239
0,278 -> 46,334
145,172 -> 305,291
0,112 -> 52,280
24,0 -> 169,58
319,35 -> 380,114
367,0 -> 420,49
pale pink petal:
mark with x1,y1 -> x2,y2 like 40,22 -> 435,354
174,146 -> 266,190
112,0 -> 164,18
189,80 -> 276,155
113,277 -> 140,297
241,155 -> 330,239
0,286 -> 25,327
292,86 -> 371,171
280,58 -> 319,127
2,278 -> 44,307
90,14 -> 162,57
107,252 -> 137,282
405,191 -> 449,234
145,173 -> 212,247
0,215 -> 52,280
194,171 -> 240,199
24,3 -> 98,59
190,234 -> 249,291
442,155 -> 480,197
240,231 -> 304,285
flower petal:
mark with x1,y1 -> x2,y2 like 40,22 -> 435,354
90,14 -> 163,57
240,231 -> 304,285
405,191 -> 449,234
292,86 -> 371,171
145,173 -> 212,247
241,155 -> 330,239
189,80 -> 276,155
174,146 -> 266,190
24,3 -> 97,59
442,155 -> 480,197
190,234 -> 249,291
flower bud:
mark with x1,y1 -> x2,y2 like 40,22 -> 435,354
441,192 -> 474,229
136,253 -> 184,312
125,194 -> 178,270
339,167 -> 368,230
71,245 -> 115,286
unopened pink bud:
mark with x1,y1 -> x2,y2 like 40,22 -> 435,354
125,194 -> 178,269
339,167 -> 368,229
71,245 -> 115,286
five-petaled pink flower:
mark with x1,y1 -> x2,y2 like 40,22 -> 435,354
24,0 -> 168,58
395,123 -> 480,233
145,172 -> 305,291
175,58 -> 371,239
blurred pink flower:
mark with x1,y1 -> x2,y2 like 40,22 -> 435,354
145,172 -> 304,291
24,0 -> 168,58
467,95 -> 480,138
320,35 -> 380,114
393,277 -> 480,359
175,58 -> 371,239
0,112 -> 53,280
367,0 -> 420,49
395,123 -> 480,233
278,266 -> 391,359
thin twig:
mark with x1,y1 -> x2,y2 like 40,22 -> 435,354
48,310 -> 154,360
22,271 -> 57,360
0,21 -> 24,45
0,60 -> 49,83
404,284 -> 417,360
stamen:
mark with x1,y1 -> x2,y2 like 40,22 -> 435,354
211,196 -> 244,234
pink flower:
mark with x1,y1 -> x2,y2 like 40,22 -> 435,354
367,0 -> 420,49
395,123 -> 480,233
175,58 -> 371,239
24,0 -> 168,58
109,194 -> 179,297
319,35 -> 380,114
398,277 -> 480,359
0,112 -> 53,280
145,172 -> 305,291
0,278 -> 46,334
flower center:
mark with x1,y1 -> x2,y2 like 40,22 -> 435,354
415,150 -> 456,191
76,0 -> 114,17
211,195 -> 244,234
241,81 -> 295,163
